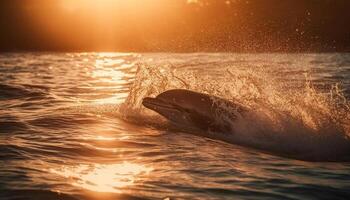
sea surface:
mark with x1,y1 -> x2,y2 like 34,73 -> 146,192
1,53 -> 350,200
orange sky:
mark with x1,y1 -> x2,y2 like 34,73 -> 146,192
1,0 -> 350,52
23,0 -> 184,50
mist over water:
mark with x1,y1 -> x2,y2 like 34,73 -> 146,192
1,53 -> 350,199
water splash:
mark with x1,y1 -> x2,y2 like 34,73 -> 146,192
119,63 -> 350,161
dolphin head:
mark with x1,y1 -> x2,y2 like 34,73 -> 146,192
142,89 -> 230,131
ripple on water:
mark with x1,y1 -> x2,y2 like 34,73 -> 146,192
1,53 -> 350,200
0,83 -> 48,100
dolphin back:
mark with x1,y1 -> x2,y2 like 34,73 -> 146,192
156,89 -> 247,132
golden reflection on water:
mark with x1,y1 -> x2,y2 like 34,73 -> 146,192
48,53 -> 152,193
81,135 -> 116,141
51,162 -> 152,193
88,53 -> 136,104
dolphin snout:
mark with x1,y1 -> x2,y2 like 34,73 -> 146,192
142,97 -> 157,109
142,97 -> 175,110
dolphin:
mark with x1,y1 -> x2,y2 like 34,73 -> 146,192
142,89 -> 248,143
142,89 -> 350,162
142,89 -> 247,134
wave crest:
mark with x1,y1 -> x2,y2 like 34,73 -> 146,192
118,63 -> 350,161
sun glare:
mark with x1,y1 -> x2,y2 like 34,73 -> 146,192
61,0 -> 120,12
26,0 -> 180,51
90,53 -> 134,104
51,162 -> 153,193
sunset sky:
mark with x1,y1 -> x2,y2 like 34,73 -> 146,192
0,0 -> 349,52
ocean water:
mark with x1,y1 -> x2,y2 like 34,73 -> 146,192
1,52 -> 350,200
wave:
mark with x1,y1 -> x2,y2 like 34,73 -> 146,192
113,63 -> 350,161
0,83 -> 48,100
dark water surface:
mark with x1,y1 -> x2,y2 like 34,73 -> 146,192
1,53 -> 350,200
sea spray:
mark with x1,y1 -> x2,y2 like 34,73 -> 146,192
120,63 -> 350,160
122,63 -> 349,135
